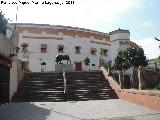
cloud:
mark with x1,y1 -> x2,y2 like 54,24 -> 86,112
141,21 -> 154,28
0,0 -> 143,30
132,37 -> 160,59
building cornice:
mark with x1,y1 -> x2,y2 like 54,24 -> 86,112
13,23 -> 110,41
22,36 -> 63,40
111,39 -> 130,42
109,28 -> 130,35
90,41 -> 111,45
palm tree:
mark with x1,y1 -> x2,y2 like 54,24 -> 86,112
99,48 -> 108,67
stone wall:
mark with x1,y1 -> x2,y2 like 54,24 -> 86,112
100,67 -> 160,111
10,59 -> 27,101
143,70 -> 160,89
55,64 -> 73,72
131,69 -> 160,89
112,69 -> 160,89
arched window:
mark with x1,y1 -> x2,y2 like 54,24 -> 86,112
41,62 -> 46,65
41,62 -> 46,72
75,46 -> 81,54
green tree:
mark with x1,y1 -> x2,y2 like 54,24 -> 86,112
99,48 -> 108,67
0,10 -> 8,35
114,47 -> 148,70
156,56 -> 160,65
126,47 -> 148,68
114,49 -> 131,70
100,48 -> 108,56
84,57 -> 90,66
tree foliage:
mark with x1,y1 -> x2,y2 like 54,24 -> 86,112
114,47 -> 148,70
114,49 -> 131,70
100,48 -> 108,56
126,47 -> 148,68
84,57 -> 90,66
0,10 -> 8,35
156,56 -> 160,65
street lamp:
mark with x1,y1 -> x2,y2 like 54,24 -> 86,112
15,47 -> 20,54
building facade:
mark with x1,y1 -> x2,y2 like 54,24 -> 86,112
0,24 -> 19,103
15,23 -> 131,72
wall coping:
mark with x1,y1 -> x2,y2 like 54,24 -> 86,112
100,67 -> 160,98
100,67 -> 160,111
122,89 -> 160,96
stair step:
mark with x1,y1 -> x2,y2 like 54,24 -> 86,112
12,71 -> 118,102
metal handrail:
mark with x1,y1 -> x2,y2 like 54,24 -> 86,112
63,68 -> 67,101
63,71 -> 67,94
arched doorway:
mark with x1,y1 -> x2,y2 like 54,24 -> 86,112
41,62 -> 46,72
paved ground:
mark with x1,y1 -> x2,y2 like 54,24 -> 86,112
0,99 -> 160,120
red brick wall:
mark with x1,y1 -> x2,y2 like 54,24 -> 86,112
100,67 -> 160,111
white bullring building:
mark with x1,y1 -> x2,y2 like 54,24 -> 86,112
15,23 -> 131,72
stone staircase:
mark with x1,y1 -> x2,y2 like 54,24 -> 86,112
65,71 -> 118,101
12,71 -> 118,102
12,72 -> 64,102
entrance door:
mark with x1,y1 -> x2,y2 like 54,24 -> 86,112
75,62 -> 82,71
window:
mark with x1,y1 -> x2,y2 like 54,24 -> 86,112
21,43 -> 28,48
41,44 -> 47,53
92,64 -> 95,66
58,45 -> 64,53
91,48 -> 97,55
75,46 -> 81,54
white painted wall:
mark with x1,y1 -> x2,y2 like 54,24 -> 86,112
18,35 -> 107,72
110,32 -> 129,41
110,40 -> 120,65
9,57 -> 18,101
0,33 -> 11,56
147,59 -> 160,69
17,24 -> 129,72
110,32 -> 130,66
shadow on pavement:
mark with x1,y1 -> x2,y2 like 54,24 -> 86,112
0,102 -> 51,120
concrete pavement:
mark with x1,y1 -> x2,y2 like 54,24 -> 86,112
0,99 -> 160,120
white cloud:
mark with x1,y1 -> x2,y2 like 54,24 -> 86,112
0,0 -> 143,30
133,37 -> 160,59
141,21 -> 154,28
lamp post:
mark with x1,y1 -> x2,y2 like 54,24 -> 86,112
15,47 -> 20,55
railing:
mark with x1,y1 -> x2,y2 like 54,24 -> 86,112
63,68 -> 67,101
63,71 -> 67,94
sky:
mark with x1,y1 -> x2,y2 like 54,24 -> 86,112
0,0 -> 160,59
